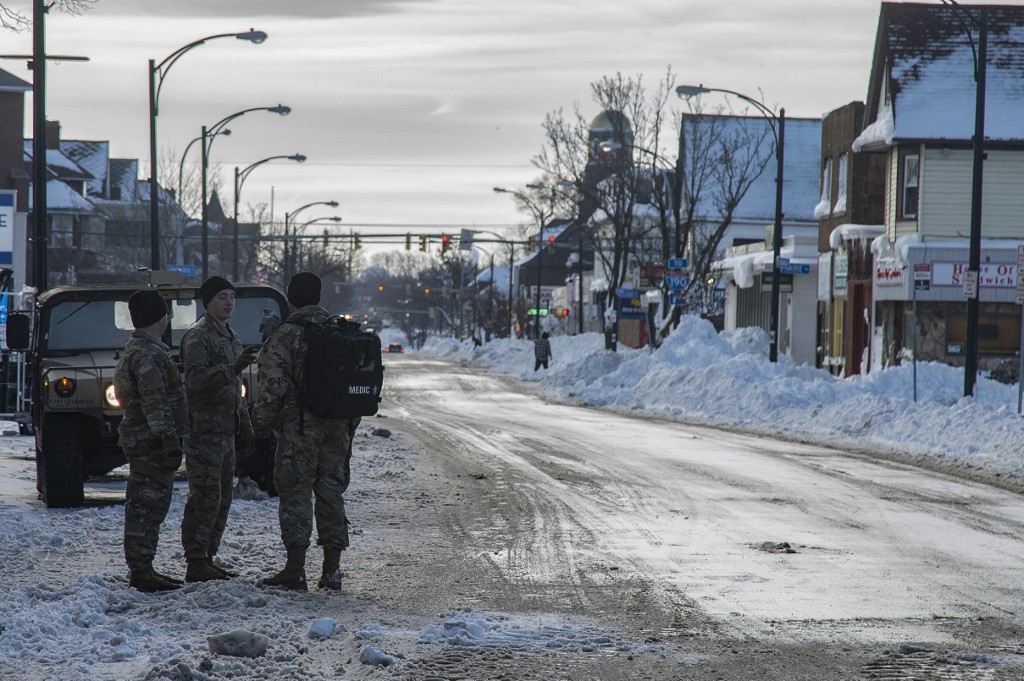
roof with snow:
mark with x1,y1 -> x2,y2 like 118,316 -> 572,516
61,140 -> 109,196
860,3 -> 1024,147
24,143 -> 94,183
682,115 -> 822,223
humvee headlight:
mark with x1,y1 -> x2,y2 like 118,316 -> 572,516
104,384 -> 120,408
240,379 -> 248,399
53,377 -> 76,398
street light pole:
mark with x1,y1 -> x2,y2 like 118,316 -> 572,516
198,104 -> 291,279
148,29 -> 267,272
938,0 -> 986,396
283,200 -> 339,285
678,84 -> 785,362
233,153 -> 306,280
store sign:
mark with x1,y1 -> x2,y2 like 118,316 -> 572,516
913,263 -> 931,291
0,191 -> 13,265
759,272 -> 793,293
931,261 -> 1017,288
833,252 -> 848,294
875,260 -> 904,287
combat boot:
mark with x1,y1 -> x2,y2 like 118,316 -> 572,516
317,547 -> 342,591
129,564 -> 181,593
185,557 -> 228,583
263,547 -> 308,591
152,568 -> 184,585
207,556 -> 238,578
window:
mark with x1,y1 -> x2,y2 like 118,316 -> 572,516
814,159 -> 832,219
902,154 -> 919,218
833,153 -> 848,216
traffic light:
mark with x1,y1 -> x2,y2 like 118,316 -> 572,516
424,287 -> 430,295
354,236 -> 362,250
377,284 -> 384,292
419,235 -> 428,252
441,233 -> 450,253
322,229 -> 329,248
528,235 -> 537,251
547,235 -> 556,254
405,233 -> 412,250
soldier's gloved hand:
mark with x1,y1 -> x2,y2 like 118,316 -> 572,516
232,346 -> 259,375
161,436 -> 183,470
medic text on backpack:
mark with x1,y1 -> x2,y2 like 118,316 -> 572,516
289,316 -> 384,418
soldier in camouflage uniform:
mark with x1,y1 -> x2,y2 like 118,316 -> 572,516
253,271 -> 358,591
114,289 -> 189,593
179,276 -> 259,582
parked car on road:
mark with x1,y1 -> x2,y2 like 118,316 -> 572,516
386,343 -> 404,353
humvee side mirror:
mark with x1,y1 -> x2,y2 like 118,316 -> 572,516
6,312 -> 30,351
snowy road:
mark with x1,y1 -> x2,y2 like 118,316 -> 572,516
385,355 -> 1024,675
3,354 -> 1024,679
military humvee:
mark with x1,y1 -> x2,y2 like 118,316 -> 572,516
6,277 -> 288,508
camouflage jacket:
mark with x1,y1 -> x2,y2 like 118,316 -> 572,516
114,330 -> 188,445
181,314 -> 252,435
252,305 -> 328,437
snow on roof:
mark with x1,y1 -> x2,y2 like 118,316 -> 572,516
829,223 -> 885,249
863,4 -> 1024,144
851,102 -> 894,152
683,115 -> 822,223
24,142 -> 94,181
44,179 -> 94,211
61,140 -> 110,195
712,243 -> 815,289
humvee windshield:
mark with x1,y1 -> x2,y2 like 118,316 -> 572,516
44,294 -> 281,351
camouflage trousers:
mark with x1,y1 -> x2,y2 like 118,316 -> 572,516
123,438 -> 181,569
181,432 -> 235,559
273,414 -> 357,551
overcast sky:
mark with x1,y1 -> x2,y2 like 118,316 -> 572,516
1,0 -> 994,253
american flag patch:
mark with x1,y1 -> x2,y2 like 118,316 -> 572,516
139,362 -> 154,375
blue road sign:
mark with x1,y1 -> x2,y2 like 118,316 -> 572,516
778,258 -> 810,275
667,275 -> 690,291
667,257 -> 688,270
668,292 -> 685,306
167,264 -> 197,276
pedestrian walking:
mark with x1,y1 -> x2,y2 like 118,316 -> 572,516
113,289 -> 188,592
534,331 -> 553,371
253,271 -> 359,591
179,276 -> 259,582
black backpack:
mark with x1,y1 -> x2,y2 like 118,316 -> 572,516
288,316 -> 384,419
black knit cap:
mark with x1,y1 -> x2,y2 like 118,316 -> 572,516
200,275 -> 235,306
287,271 -> 321,307
128,289 -> 167,329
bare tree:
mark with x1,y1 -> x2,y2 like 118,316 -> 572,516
534,71 -> 671,347
1,0 -> 95,31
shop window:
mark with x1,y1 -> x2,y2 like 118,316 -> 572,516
946,313 -> 1020,355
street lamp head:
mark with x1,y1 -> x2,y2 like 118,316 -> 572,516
676,84 -> 710,98
327,200 -> 339,207
236,30 -> 268,44
289,154 -> 307,163
270,104 -> 291,116
493,187 -> 509,194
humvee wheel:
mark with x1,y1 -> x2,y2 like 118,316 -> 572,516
38,414 -> 85,508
